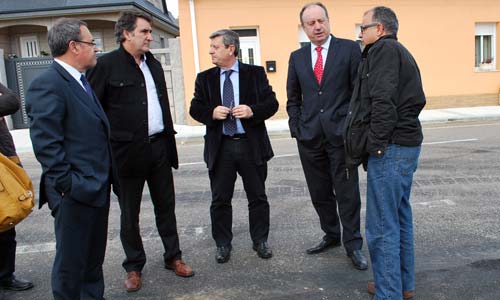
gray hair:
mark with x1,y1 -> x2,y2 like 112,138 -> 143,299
115,11 -> 153,44
299,2 -> 329,25
48,18 -> 87,57
371,6 -> 399,35
209,29 -> 240,57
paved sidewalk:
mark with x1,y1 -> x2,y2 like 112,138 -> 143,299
10,105 -> 500,153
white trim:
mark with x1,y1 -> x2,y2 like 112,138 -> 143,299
189,0 -> 200,74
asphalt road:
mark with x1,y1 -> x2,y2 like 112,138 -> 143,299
2,120 -> 500,300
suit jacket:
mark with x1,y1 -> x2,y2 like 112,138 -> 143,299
189,62 -> 278,170
87,45 -> 179,176
26,62 -> 113,209
286,35 -> 361,146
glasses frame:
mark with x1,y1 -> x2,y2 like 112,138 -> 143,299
74,40 -> 97,47
360,23 -> 379,33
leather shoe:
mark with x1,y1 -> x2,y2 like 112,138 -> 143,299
0,277 -> 34,291
368,281 -> 415,299
124,271 -> 141,292
165,259 -> 194,277
348,249 -> 368,270
215,246 -> 231,263
252,241 -> 273,259
306,237 -> 341,254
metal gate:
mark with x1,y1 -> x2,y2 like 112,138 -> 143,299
4,57 -> 53,129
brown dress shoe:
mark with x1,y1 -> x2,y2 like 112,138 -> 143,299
165,259 -> 194,277
368,281 -> 415,299
124,271 -> 141,292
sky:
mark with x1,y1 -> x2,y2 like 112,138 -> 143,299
166,0 -> 178,18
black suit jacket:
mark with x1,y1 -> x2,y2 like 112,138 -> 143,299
26,62 -> 113,209
189,62 -> 278,170
286,35 -> 361,146
87,46 -> 179,176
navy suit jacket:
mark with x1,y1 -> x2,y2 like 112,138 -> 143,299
189,62 -> 279,170
286,35 -> 361,146
26,62 -> 113,209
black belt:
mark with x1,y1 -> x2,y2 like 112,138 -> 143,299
148,131 -> 164,143
223,133 -> 247,140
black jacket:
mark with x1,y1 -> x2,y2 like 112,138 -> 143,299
0,83 -> 19,157
189,62 -> 278,170
87,46 -> 178,176
346,34 -> 425,159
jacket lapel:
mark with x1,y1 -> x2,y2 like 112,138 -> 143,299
210,67 -> 221,106
53,63 -> 109,128
238,62 -> 249,105
322,35 -> 340,87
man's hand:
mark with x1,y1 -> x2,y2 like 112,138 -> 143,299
212,105 -> 231,120
232,105 -> 253,119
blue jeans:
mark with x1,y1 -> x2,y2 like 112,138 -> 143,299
366,144 -> 421,300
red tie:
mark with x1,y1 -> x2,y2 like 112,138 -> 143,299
314,46 -> 323,84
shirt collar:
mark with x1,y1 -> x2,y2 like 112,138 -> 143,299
220,60 -> 239,75
54,58 -> 84,83
312,35 -> 331,51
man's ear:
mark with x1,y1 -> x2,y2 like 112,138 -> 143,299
123,30 -> 132,41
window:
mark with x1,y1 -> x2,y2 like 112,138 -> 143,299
93,32 -> 103,52
298,26 -> 309,48
355,24 -> 362,49
475,23 -> 496,70
232,28 -> 261,66
19,36 -> 39,57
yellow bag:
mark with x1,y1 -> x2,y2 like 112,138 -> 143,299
0,153 -> 35,232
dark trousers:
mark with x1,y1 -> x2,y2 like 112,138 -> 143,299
297,138 -> 362,253
208,137 -> 270,247
118,139 -> 181,272
52,197 -> 109,300
0,227 -> 16,281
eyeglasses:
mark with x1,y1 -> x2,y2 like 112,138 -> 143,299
360,23 -> 379,33
74,40 -> 97,47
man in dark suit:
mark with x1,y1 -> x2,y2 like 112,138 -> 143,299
87,11 -> 193,292
26,18 -> 113,299
190,29 -> 278,263
286,2 -> 367,270
0,83 -> 34,292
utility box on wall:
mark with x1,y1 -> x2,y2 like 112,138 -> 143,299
266,61 -> 276,73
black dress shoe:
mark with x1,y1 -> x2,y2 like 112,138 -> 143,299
215,246 -> 231,263
252,241 -> 273,259
348,249 -> 368,270
0,277 -> 34,291
306,237 -> 341,254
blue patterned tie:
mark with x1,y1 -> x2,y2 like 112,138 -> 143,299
80,74 -> 94,100
222,70 -> 236,136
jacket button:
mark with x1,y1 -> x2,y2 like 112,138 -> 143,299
141,83 -> 145,87
119,82 -> 124,86
318,91 -> 322,95
142,101 -> 146,105
320,109 -> 324,113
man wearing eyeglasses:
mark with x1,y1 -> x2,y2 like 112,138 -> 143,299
286,2 -> 367,270
87,11 -> 194,292
26,18 -> 114,299
346,6 -> 426,300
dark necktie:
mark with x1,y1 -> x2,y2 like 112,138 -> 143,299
314,46 -> 324,84
80,74 -> 94,100
222,70 -> 236,136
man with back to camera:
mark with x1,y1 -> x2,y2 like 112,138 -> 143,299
190,29 -> 278,263
87,11 -> 194,292
286,2 -> 367,270
346,6 -> 425,300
